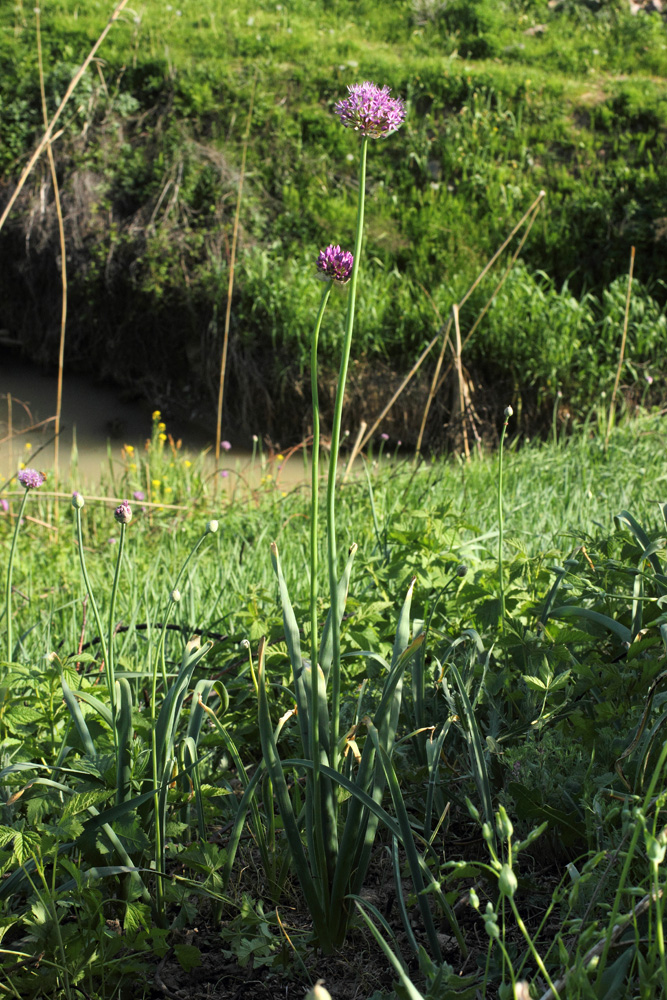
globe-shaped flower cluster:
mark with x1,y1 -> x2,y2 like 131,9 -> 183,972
316,244 -> 354,283
334,81 -> 405,139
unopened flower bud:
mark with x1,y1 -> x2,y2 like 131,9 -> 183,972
504,405 -> 513,419
114,500 -> 132,524
498,863 -> 518,898
72,491 -> 85,509
206,519 -> 219,534
456,564 -> 468,577
171,589 -> 181,603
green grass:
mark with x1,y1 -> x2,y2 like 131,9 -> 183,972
1,0 -> 666,441
2,415 -> 667,994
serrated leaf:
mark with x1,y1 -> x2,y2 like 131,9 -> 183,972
522,675 -> 547,692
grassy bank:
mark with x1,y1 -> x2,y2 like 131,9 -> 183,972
1,0 -> 666,443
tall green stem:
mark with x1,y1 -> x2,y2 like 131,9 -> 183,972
107,522 -> 127,718
498,406 -> 512,628
310,280 -> 333,905
326,134 -> 368,768
4,487 -> 29,663
310,282 -> 332,676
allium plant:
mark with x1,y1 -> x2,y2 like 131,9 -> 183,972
334,81 -> 406,138
255,82 -> 457,956
5,468 -> 46,662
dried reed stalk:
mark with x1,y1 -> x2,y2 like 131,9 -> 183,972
452,303 -> 470,458
215,73 -> 258,462
360,191 -> 546,455
0,0 -> 131,235
605,245 -> 636,449
36,8 -> 68,516
342,420 -> 367,483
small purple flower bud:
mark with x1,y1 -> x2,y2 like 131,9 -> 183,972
316,244 -> 354,283
72,492 -> 85,509
380,433 -> 389,441
114,500 -> 132,524
17,468 -> 45,490
334,81 -> 406,138
133,490 -> 145,501
220,470 -> 229,478
221,440 -> 232,452
0,499 -> 8,514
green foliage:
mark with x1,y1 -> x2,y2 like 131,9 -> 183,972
1,0 -> 666,435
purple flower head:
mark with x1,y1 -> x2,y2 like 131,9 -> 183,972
133,490 -> 146,501
220,469 -> 229,479
0,499 -> 8,514
221,440 -> 232,452
334,81 -> 406,139
380,433 -> 390,441
316,244 -> 354,283
17,468 -> 46,490
114,499 -> 132,525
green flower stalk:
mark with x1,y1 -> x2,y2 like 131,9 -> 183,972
498,406 -> 512,627
327,80 -> 405,765
4,469 -> 45,663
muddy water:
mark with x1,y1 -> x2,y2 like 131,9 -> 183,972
0,354 -> 256,488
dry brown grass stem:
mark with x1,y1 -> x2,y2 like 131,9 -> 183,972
357,331 -> 443,452
361,190 -> 545,455
431,195 -> 544,401
605,245 -> 636,450
451,303 -> 470,458
36,7 -> 67,518
0,0 -> 131,236
215,73 -> 258,462
342,420 -> 367,483
415,314 -> 452,456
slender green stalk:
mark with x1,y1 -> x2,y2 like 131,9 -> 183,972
508,896 -> 561,999
596,740 -> 667,985
327,134 -> 368,767
4,487 -> 29,663
310,280 -> 333,903
73,505 -> 109,679
498,406 -> 512,627
107,522 -> 127,717
311,281 -> 332,673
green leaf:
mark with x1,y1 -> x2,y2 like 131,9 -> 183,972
173,943 -> 202,972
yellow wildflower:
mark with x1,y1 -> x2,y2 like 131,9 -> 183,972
151,479 -> 161,489
158,433 -> 167,442
276,453 -> 284,462
25,442 -> 32,451
125,444 -> 134,454
152,410 -> 161,421
184,460 -> 192,468
158,422 -> 166,432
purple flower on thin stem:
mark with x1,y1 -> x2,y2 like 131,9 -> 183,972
133,490 -> 145,501
220,470 -> 229,479
17,468 -> 45,490
0,499 -> 8,514
114,500 -> 132,525
221,440 -> 232,452
334,81 -> 406,138
316,244 -> 354,283
380,433 -> 389,441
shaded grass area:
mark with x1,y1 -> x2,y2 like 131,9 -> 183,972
0,0 -> 666,441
